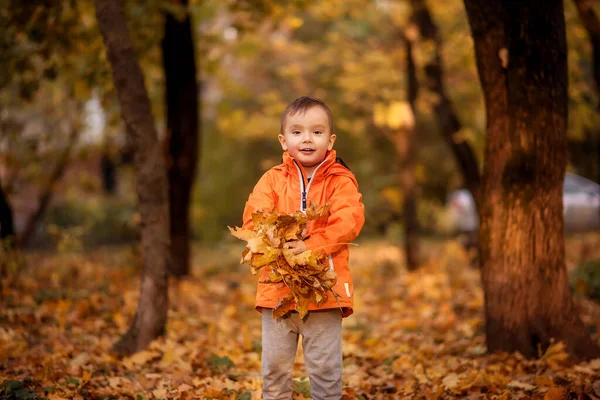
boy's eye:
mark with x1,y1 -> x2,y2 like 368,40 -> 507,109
292,130 -> 301,135
314,130 -> 322,135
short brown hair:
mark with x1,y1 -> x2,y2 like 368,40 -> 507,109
280,96 -> 334,135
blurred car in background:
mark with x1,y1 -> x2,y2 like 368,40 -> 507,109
447,172 -> 600,234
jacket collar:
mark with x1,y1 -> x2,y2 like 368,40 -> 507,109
282,150 -> 337,180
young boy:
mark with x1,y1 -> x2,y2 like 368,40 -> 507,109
242,96 -> 365,399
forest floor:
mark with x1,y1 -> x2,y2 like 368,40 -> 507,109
2,234 -> 600,399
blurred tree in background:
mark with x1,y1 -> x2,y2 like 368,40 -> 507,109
95,0 -> 170,355
0,0 -> 598,250
570,0 -> 600,184
0,0 -> 598,362
162,0 -> 199,277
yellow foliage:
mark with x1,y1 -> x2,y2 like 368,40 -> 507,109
286,16 -> 304,29
373,103 -> 387,127
539,341 -> 569,367
380,187 -> 403,210
387,101 -> 414,130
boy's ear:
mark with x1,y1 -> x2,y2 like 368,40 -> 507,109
278,134 -> 288,151
328,134 -> 337,150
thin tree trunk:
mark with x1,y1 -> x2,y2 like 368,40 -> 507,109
162,0 -> 199,278
573,0 -> 600,105
94,0 -> 170,355
18,126 -> 79,248
410,0 -> 481,202
101,144 -> 117,195
0,181 -> 15,247
399,35 -> 420,271
463,0 -> 600,360
0,178 -> 17,286
572,0 -> 600,184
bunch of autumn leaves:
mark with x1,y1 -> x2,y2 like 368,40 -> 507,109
229,203 -> 338,319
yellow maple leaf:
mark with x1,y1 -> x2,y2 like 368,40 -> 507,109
178,383 -> 194,393
282,249 -> 318,268
227,226 -> 256,241
251,251 -> 280,268
47,395 -> 70,400
295,295 -> 310,319
152,388 -> 168,399
122,349 -> 160,369
442,373 -> 460,390
273,294 -> 294,319
246,236 -> 267,253
540,341 -> 568,366
80,370 -> 93,388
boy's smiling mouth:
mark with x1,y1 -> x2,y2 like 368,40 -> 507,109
300,148 -> 315,153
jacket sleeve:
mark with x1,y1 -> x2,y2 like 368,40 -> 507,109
242,170 -> 276,230
304,176 -> 365,255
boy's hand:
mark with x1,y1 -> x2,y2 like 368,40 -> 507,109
283,240 -> 307,255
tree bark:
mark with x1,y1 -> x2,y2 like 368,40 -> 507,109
399,36 -> 420,271
410,0 -> 481,202
162,0 -> 199,278
463,0 -> 600,360
0,180 -> 15,247
94,0 -> 170,355
18,126 -> 79,248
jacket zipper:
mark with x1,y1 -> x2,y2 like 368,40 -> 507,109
293,161 -> 306,211
293,160 -> 326,212
292,159 -> 335,273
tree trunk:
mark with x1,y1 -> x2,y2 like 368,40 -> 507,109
0,179 -> 18,284
101,145 -> 117,195
573,0 -> 600,106
572,0 -> 600,185
18,126 -> 79,248
410,0 -> 481,202
94,0 -> 170,355
399,36 -> 420,271
567,137 -> 600,183
162,0 -> 199,278
463,0 -> 600,360
0,181 -> 15,247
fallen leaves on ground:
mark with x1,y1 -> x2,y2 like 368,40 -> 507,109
1,234 -> 599,399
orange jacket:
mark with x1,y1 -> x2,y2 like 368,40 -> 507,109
243,150 -> 365,317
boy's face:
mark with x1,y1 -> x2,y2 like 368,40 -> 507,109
279,106 -> 336,176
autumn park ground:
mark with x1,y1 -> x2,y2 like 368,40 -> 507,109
2,235 -> 600,400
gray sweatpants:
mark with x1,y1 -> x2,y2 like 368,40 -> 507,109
261,308 -> 343,400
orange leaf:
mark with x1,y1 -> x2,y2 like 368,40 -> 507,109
543,387 -> 569,400
273,294 -> 294,319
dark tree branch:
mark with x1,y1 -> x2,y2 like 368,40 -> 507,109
18,126 -> 79,248
401,33 -> 420,271
410,0 -> 481,204
0,180 -> 15,246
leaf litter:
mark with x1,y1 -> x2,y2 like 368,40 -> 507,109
0,233 -> 599,399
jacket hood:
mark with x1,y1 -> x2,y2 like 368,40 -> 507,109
279,150 -> 358,186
